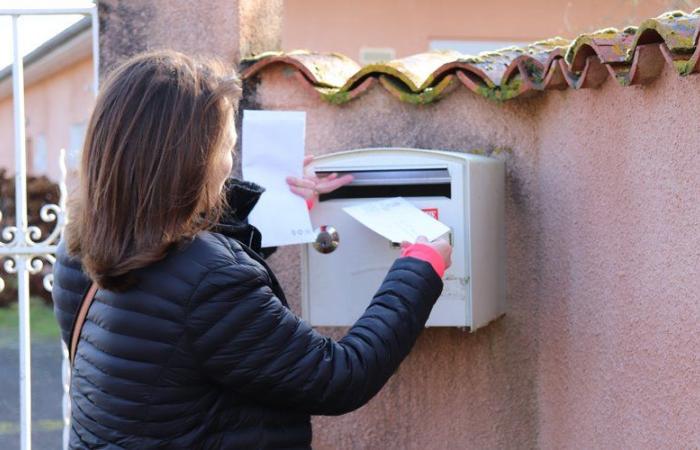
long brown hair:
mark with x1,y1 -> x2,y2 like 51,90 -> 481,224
65,50 -> 241,290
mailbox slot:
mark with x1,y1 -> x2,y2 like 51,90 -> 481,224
317,168 -> 451,200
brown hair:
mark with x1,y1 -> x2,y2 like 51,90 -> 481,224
65,50 -> 241,290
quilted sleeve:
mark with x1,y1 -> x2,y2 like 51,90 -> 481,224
185,256 -> 443,415
52,240 -> 92,347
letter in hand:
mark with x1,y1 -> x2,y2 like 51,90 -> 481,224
286,155 -> 354,202
401,236 -> 453,271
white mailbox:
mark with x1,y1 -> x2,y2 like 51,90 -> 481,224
301,148 -> 505,329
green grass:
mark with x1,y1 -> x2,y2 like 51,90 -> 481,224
0,298 -> 60,345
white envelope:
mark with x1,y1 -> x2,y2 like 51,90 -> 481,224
343,197 -> 451,243
242,110 -> 314,247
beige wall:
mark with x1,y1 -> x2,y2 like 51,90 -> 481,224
0,91 -> 12,176
250,57 -> 700,448
0,57 -> 94,181
283,0 -> 700,60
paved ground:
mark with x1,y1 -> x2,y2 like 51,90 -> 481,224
0,331 -> 64,450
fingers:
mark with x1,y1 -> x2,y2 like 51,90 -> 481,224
400,240 -> 411,249
337,174 -> 354,184
433,239 -> 453,269
313,172 -> 338,184
286,176 -> 318,200
286,176 -> 316,190
303,155 -> 315,167
288,172 -> 353,197
316,174 -> 354,194
415,235 -> 429,244
288,185 -> 316,200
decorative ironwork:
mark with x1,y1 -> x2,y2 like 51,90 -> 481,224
0,150 -> 67,292
0,6 -> 98,450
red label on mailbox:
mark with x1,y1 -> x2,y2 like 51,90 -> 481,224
421,208 -> 439,220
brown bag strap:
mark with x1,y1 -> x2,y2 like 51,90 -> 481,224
69,282 -> 99,367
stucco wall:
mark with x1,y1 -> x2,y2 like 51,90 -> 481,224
247,62 -> 699,448
99,0 -> 282,74
533,67 -> 700,448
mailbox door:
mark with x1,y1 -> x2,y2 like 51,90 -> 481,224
302,156 -> 471,327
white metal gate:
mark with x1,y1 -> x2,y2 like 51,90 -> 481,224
0,6 -> 99,450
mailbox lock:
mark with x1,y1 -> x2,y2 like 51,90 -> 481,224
313,225 -> 340,254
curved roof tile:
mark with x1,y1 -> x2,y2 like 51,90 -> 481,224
240,8 -> 700,104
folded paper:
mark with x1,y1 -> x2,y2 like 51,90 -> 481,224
242,110 -> 314,247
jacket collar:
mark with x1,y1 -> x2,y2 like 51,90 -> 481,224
212,178 -> 268,254
221,178 -> 265,222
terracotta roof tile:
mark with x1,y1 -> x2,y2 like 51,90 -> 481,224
242,50 -> 361,88
241,8 -> 700,103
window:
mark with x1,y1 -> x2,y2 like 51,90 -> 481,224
429,40 -> 530,56
33,133 -> 48,174
68,122 -> 87,170
359,47 -> 396,65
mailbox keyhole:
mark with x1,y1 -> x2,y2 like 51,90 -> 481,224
313,225 -> 340,254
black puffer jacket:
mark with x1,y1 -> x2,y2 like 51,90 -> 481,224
53,180 -> 443,449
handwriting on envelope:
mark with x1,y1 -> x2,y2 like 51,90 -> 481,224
343,197 -> 451,243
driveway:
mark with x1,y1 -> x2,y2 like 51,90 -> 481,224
0,332 -> 64,450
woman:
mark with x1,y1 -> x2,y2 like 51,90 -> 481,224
53,50 -> 451,449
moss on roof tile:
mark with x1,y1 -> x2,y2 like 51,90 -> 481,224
241,8 -> 700,104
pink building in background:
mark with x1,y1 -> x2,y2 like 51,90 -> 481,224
2,0 -> 698,180
0,18 -> 94,181
282,0 -> 700,62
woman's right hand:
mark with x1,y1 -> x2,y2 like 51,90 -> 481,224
415,236 -> 452,270
400,236 -> 453,277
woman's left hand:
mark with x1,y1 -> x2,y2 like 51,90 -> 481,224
286,155 -> 354,202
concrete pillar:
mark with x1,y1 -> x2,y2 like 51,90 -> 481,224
98,0 -> 282,75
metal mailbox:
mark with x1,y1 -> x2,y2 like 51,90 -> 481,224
301,148 -> 505,329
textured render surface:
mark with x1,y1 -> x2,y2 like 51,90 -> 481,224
252,65 -> 544,449
533,65 -> 700,448
250,58 -> 700,448
238,0 -> 283,62
98,0 -> 282,74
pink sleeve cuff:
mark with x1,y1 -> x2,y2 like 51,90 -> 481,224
400,243 -> 446,278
